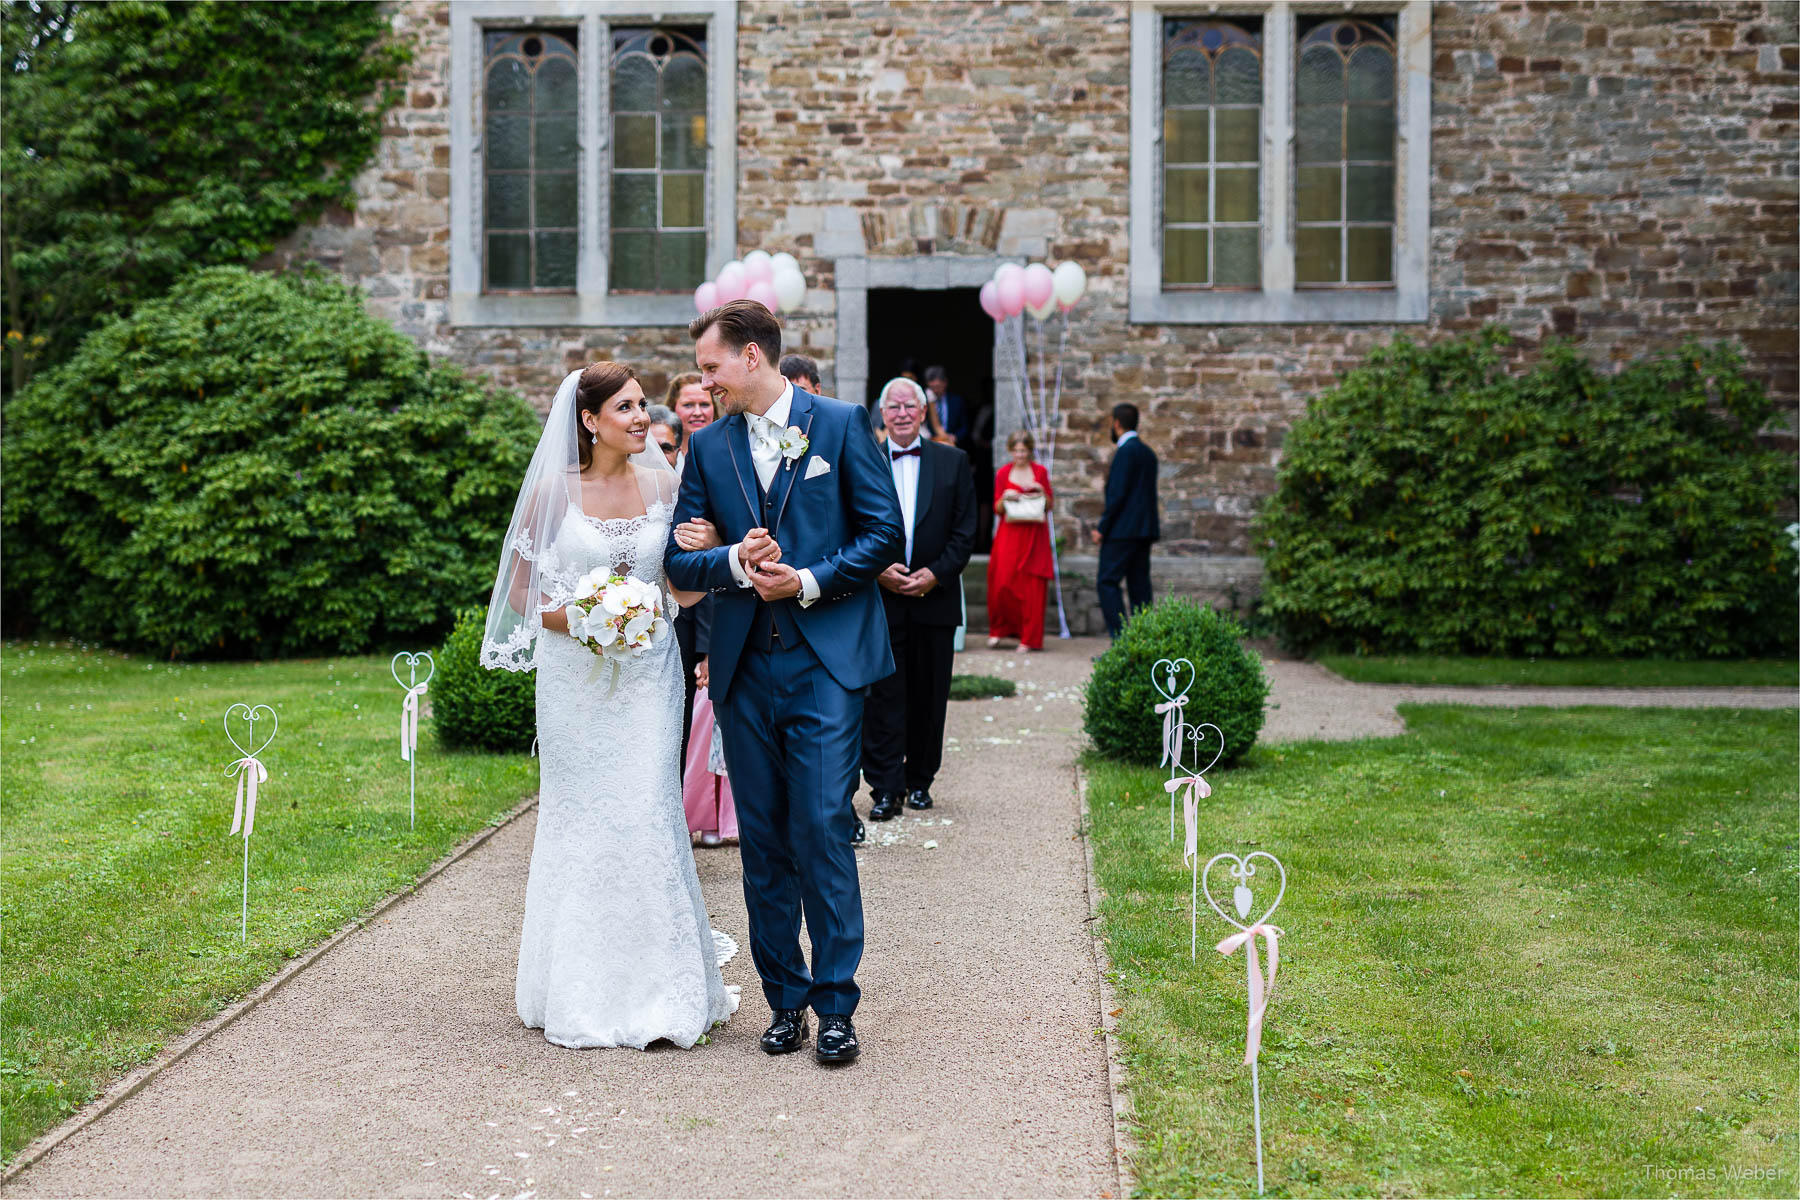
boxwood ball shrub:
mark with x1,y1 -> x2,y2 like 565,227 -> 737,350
1,267 -> 542,658
1084,599 -> 1269,767
1255,328 -> 1799,658
433,607 -> 536,753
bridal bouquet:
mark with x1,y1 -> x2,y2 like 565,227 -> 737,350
565,572 -> 670,679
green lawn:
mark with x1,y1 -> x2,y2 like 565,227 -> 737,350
1316,655 -> 1797,688
0,641 -> 535,1163
1087,706 -> 1798,1197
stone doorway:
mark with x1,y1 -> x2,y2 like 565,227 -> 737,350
833,255 -> 1019,555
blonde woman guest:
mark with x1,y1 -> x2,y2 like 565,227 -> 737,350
668,371 -> 717,435
986,430 -> 1053,651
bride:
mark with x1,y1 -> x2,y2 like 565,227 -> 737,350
481,362 -> 738,1049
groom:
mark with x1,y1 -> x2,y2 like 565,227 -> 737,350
666,299 -> 903,1065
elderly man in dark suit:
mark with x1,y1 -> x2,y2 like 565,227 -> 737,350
1089,402 -> 1160,638
863,376 -> 978,822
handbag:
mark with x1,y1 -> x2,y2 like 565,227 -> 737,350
1002,490 -> 1046,523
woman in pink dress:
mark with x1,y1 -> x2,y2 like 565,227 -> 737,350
682,657 -> 736,846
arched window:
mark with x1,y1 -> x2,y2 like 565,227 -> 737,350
482,30 -> 579,293
1294,17 -> 1397,287
1161,18 -> 1264,289
608,27 -> 708,293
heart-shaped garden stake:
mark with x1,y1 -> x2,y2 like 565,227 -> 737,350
1150,659 -> 1195,822
222,703 -> 279,943
392,651 -> 436,828
1201,850 -> 1289,1195
1168,721 -> 1224,845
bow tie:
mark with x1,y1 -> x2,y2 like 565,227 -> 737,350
890,445 -> 921,459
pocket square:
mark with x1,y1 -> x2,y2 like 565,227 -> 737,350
804,457 -> 832,480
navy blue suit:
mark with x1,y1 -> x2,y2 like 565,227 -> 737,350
666,388 -> 903,1017
1097,433 -> 1160,637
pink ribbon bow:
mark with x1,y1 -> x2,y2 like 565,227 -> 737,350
1154,695 -> 1187,769
400,683 -> 428,762
227,756 -> 268,840
1165,773 -> 1212,864
1216,922 -> 1283,1066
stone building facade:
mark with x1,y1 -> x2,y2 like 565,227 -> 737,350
268,0 -> 1799,617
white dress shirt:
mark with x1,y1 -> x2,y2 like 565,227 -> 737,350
887,435 -> 922,567
1115,429 -> 1138,449
725,380 -> 819,605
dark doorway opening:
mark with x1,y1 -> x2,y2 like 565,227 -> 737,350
865,286 -> 996,553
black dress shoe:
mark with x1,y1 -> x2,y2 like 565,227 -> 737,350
868,791 -> 903,821
850,817 -> 866,845
760,1008 -> 809,1055
814,1013 -> 860,1064
904,787 -> 933,810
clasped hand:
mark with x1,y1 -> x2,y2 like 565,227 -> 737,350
740,528 -> 801,601
878,563 -> 937,597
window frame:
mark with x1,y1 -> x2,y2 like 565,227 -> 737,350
449,0 -> 737,328
1129,0 -> 1430,324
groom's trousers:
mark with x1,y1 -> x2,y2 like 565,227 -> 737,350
716,636 -> 866,1017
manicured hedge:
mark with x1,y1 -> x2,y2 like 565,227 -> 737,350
1254,329 -> 1798,657
1,267 -> 541,658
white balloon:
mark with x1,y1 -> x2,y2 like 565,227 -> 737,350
772,265 -> 806,311
1024,293 -> 1057,321
770,252 -> 800,277
744,249 -> 773,272
1052,260 -> 1087,307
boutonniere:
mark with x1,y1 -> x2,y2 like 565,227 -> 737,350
779,425 -> 809,465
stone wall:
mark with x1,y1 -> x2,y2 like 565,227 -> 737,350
266,0 -> 1800,559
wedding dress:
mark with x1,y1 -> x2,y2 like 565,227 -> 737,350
483,370 -> 737,1051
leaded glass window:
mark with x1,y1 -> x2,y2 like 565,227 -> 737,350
1161,18 -> 1263,289
610,27 -> 708,293
483,30 -> 579,292
1295,17 -> 1396,287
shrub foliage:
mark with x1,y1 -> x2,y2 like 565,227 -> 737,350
1,267 -> 541,658
1084,599 -> 1269,767
433,608 -> 536,753
1254,329 -> 1798,658
1,1 -> 408,393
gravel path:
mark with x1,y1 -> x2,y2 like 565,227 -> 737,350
8,641 -> 1120,1200
1261,659 -> 1798,742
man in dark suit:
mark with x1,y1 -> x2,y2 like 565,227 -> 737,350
1089,402 -> 1159,638
862,377 -> 978,821
923,365 -> 969,446
668,301 -> 904,1065
780,354 -> 865,848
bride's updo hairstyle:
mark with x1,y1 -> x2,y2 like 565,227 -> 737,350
575,361 -> 635,469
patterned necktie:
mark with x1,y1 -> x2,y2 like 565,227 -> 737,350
748,413 -> 781,491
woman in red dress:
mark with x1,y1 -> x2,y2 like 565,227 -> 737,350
986,430 -> 1054,651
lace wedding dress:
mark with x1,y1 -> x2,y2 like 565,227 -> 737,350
514,476 -> 739,1050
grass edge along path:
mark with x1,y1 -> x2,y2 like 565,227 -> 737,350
1316,654 -> 1797,689
1086,705 -> 1798,1198
0,642 -> 536,1164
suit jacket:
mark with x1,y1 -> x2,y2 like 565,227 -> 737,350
881,440 -> 978,628
1099,434 -> 1160,542
666,388 -> 905,701
933,390 -> 969,446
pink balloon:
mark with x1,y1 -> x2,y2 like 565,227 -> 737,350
716,262 -> 748,303
979,280 -> 1003,321
746,280 -> 779,312
995,262 -> 1024,290
694,281 -> 719,313
996,273 -> 1024,317
744,257 -> 775,287
1022,263 -> 1054,310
